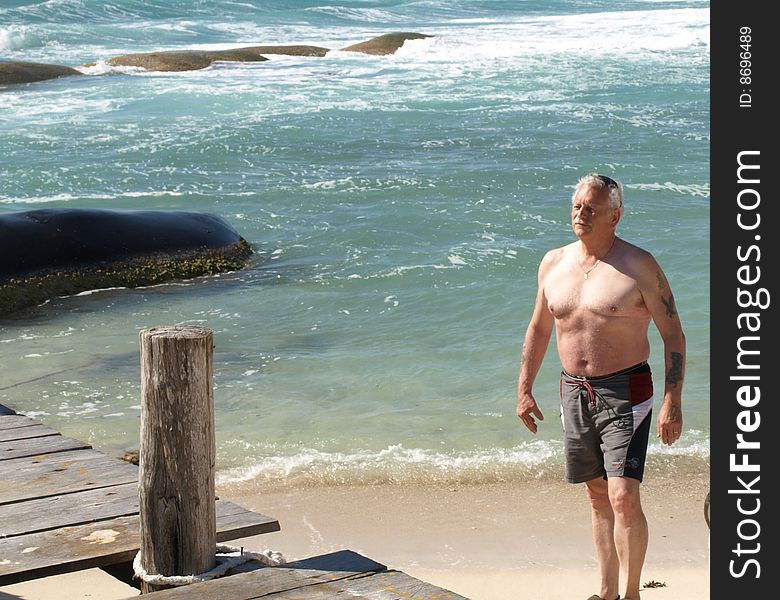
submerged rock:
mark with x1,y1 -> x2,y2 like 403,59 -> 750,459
0,209 -> 253,315
340,32 -> 433,55
237,45 -> 331,57
106,49 -> 270,71
4,33 -> 431,83
0,61 -> 82,86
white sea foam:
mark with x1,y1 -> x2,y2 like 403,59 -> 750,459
144,20 -> 199,33
333,262 -> 459,282
304,6 -> 402,23
390,8 -> 708,62
0,26 -> 37,51
216,441 -> 563,486
74,61 -> 146,76
302,176 -> 355,190
0,193 -> 82,205
0,189 -> 190,204
648,431 -> 710,457
0,328 -> 75,344
4,97 -> 117,120
22,350 -> 74,358
215,436 -> 709,488
73,287 -> 128,297
21,411 -> 51,419
631,182 -> 710,198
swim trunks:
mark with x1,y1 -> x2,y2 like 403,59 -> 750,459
559,362 -> 653,483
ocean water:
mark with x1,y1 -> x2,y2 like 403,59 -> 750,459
0,0 -> 709,489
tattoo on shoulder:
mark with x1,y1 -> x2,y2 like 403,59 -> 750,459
661,293 -> 677,318
666,352 -> 684,388
656,271 -> 666,290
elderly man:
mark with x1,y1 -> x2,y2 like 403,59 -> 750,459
516,173 -> 686,600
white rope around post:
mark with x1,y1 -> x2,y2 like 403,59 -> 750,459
133,544 -> 286,587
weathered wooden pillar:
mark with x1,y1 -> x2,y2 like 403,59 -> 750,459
138,326 -> 216,593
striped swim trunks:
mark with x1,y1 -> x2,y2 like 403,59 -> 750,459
559,361 -> 654,483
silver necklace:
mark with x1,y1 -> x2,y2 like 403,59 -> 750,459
581,261 -> 600,279
580,237 -> 616,279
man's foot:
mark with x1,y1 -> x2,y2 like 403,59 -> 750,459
586,596 -> 619,600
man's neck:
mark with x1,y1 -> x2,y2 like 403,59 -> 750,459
579,234 -> 617,260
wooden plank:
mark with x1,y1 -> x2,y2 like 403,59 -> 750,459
187,568 -> 468,600
110,565 -> 467,600
0,500 -> 279,585
0,414 -> 38,430
109,550 -> 386,600
0,424 -> 60,442
0,435 -> 91,461
0,513 -> 142,586
0,482 -> 139,538
0,449 -> 139,506
204,503 -> 280,542
218,501 -> 279,537
274,569 -> 469,599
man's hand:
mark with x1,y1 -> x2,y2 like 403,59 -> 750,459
517,391 -> 544,434
657,399 -> 682,445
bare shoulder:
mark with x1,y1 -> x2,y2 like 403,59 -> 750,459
615,238 -> 667,286
538,244 -> 570,274
615,238 -> 658,267
543,242 -> 577,263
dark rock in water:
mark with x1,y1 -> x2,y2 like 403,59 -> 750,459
0,61 -> 82,86
238,45 -> 331,57
340,33 -> 433,56
105,45 -> 332,72
0,209 -> 253,315
106,49 -> 270,72
6,34 -> 427,85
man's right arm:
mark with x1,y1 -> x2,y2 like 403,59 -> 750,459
517,254 -> 555,434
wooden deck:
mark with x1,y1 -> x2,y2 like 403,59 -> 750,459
0,404 -> 469,599
116,549 -> 468,600
0,404 -> 279,586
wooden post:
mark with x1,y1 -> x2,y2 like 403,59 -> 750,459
138,326 -> 217,593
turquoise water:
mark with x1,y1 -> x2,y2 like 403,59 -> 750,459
1,0 -> 709,487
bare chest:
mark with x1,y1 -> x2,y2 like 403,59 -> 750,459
544,263 -> 645,320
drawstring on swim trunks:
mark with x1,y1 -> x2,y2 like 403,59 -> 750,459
561,362 -> 647,412
561,377 -> 620,421
566,378 -> 597,407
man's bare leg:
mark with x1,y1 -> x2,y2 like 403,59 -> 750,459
608,476 -> 648,600
586,477 -> 620,600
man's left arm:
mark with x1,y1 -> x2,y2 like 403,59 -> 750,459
638,253 -> 686,446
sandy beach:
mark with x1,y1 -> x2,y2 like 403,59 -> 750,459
2,470 -> 709,600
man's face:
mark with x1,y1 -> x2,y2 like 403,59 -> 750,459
571,186 -> 617,238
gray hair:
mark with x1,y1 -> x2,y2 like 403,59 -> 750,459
573,173 -> 624,212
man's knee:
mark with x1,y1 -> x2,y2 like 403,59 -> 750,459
608,478 -> 643,518
585,478 -> 611,510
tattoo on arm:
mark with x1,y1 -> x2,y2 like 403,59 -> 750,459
661,293 -> 677,318
666,351 -> 684,388
656,271 -> 666,290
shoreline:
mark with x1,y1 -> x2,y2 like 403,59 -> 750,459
212,451 -> 710,489
2,473 -> 709,600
